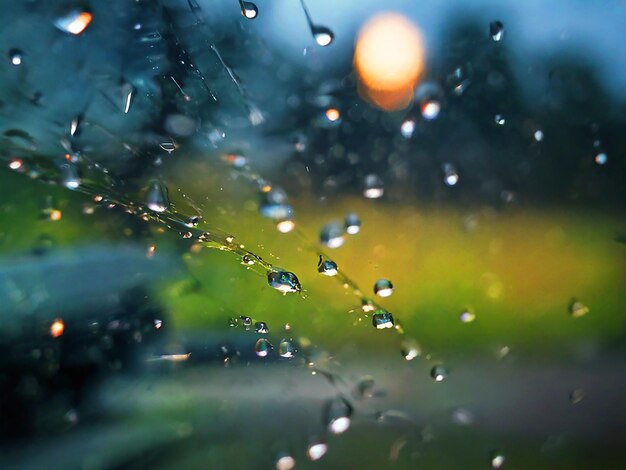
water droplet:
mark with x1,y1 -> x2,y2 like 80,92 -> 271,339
255,338 -> 272,357
260,189 -> 293,221
267,270 -> 301,293
400,118 -> 416,138
363,174 -> 384,199
9,48 -> 24,66
159,141 -> 177,154
374,279 -> 394,297
54,5 -> 93,35
372,311 -> 394,329
569,299 -> 589,318
430,365 -> 448,382
145,180 -> 170,212
345,213 -> 361,235
278,339 -> 295,358
50,319 -> 65,338
240,316 -> 253,329
293,133 -> 307,152
443,163 -> 459,186
491,451 -> 506,468
318,256 -> 338,276
313,27 -> 334,47
320,222 -> 345,248
154,319 -> 163,329
59,162 -> 80,190
459,309 -> 476,323
121,81 -> 135,114
489,21 -> 504,42
242,255 -> 255,266
276,219 -> 296,233
594,152 -> 607,165
421,100 -> 441,120
400,339 -> 421,361
494,114 -> 506,126
569,388 -> 584,404
275,453 -> 296,470
355,375 -> 375,398
70,114 -> 82,137
325,397 -> 353,434
306,439 -> 328,461
255,321 -> 269,334
534,130 -> 544,142
238,0 -> 258,19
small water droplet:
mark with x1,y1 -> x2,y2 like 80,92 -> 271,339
254,321 -> 269,334
320,222 -> 345,248
154,319 -> 163,329
8,48 -> 24,66
569,388 -> 584,404
491,451 -> 506,468
54,5 -> 93,35
363,174 -> 384,199
372,311 -> 394,329
255,338 -> 272,357
443,163 -> 459,186
240,316 -> 253,329
430,365 -> 448,382
260,188 -> 293,221
494,114 -> 506,126
293,132 -> 307,152
534,130 -> 544,142
400,339 -> 421,361
594,152 -> 608,165
145,180 -> 170,212
459,309 -> 476,323
489,21 -> 504,42
325,397 -> 353,434
275,453 -> 296,470
569,299 -> 589,318
267,270 -> 301,293
345,213 -> 361,235
400,118 -> 416,138
374,279 -> 394,297
239,0 -> 258,19
421,100 -> 441,120
278,339 -> 295,358
306,439 -> 328,461
50,319 -> 65,338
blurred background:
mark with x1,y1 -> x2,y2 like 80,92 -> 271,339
0,0 -> 625,468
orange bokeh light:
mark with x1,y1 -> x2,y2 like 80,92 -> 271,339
354,13 -> 426,111
66,12 -> 93,35
50,319 -> 65,338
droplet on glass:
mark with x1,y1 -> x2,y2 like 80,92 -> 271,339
255,338 -> 272,357
9,48 -> 24,66
489,21 -> 504,42
400,339 -> 421,361
345,213 -> 361,234
443,163 -> 459,186
363,174 -> 384,199
320,222 -> 345,249
569,299 -> 589,318
318,257 -> 338,276
275,453 -> 296,470
254,321 -> 269,334
372,311 -> 394,329
154,319 -> 163,329
223,153 -> 247,168
306,439 -> 328,461
159,141 -> 177,154
374,279 -> 394,297
594,152 -> 607,165
238,0 -> 258,19
260,188 -> 293,221
491,451 -> 506,469
242,255 -> 255,266
459,309 -> 476,323
494,114 -> 505,125
355,375 -> 375,398
569,388 -> 584,404
70,114 -> 82,137
145,180 -> 170,212
240,315 -> 253,328
447,65 -> 471,95
300,0 -> 334,46
325,397 -> 353,434
430,365 -> 448,382
59,162 -> 80,190
267,270 -> 301,294
278,339 -> 295,358
54,5 -> 93,35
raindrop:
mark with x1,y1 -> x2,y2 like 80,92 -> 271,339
54,4 -> 93,35
569,388 -> 584,404
594,152 -> 607,165
255,338 -> 272,357
489,21 -> 504,42
254,321 -> 269,334
372,311 -> 394,329
374,279 -> 394,297
320,222 -> 345,249
494,114 -> 506,126
260,189 -> 293,221
159,141 -> 177,154
569,299 -> 589,318
267,270 -> 302,294
430,365 -> 449,382
278,339 -> 295,358
400,118 -> 416,138
70,114 -> 82,137
145,180 -> 170,212
299,0 -> 334,46
276,219 -> 296,233
400,339 -> 421,361
293,133 -> 307,152
443,163 -> 459,186
318,256 -> 338,276
459,309 -> 476,323
345,213 -> 361,234
325,397 -> 353,434
121,81 -> 135,114
59,162 -> 80,190
242,255 -> 255,266
238,0 -> 258,19
306,439 -> 328,461
240,316 -> 253,328
534,130 -> 544,142
491,452 -> 506,469
363,174 -> 384,199
275,453 -> 296,470
9,48 -> 24,66
154,319 -> 163,329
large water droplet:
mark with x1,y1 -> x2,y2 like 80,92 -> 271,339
374,279 -> 394,297
313,27 -> 334,46
255,338 -> 272,357
325,397 -> 353,434
278,339 -> 295,358
363,174 -> 384,199
254,321 -> 269,334
267,270 -> 301,293
372,311 -> 394,329
489,21 -> 504,42
345,213 -> 361,234
54,4 -> 93,35
59,162 -> 80,190
145,180 -> 170,212
239,0 -> 258,19
430,365 -> 449,382
320,222 -> 345,249
318,256 -> 338,276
